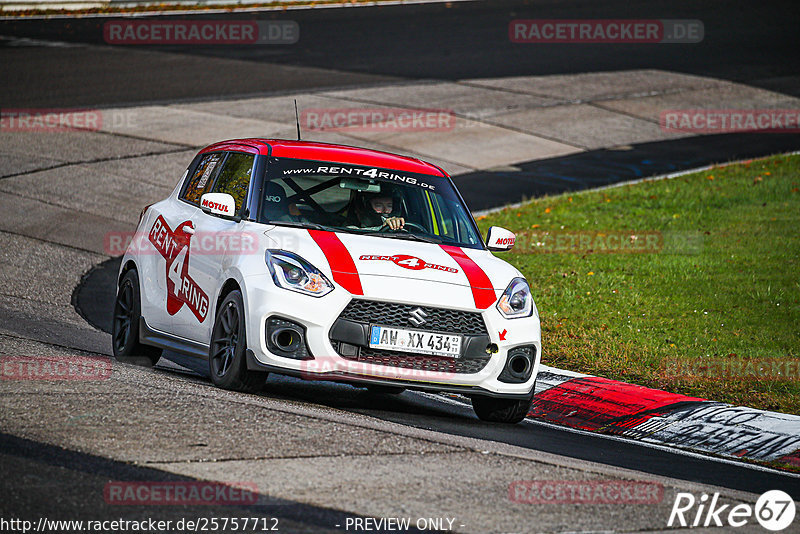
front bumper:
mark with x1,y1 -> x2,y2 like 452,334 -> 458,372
242,279 -> 541,398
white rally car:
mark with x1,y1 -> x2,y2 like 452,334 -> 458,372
113,139 -> 541,423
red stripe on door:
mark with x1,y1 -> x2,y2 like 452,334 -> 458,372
308,230 -> 363,295
439,245 -> 496,309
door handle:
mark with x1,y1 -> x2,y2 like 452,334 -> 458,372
181,225 -> 195,235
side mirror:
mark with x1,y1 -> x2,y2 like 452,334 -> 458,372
200,193 -> 238,220
486,226 -> 516,252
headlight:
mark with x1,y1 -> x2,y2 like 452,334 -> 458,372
497,277 -> 534,319
265,250 -> 334,297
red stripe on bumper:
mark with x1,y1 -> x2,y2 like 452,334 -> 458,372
440,245 -> 496,309
308,230 -> 363,295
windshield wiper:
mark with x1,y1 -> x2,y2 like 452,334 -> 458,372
361,231 -> 442,244
266,220 -> 331,231
266,222 -> 444,244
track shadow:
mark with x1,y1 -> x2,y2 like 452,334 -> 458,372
149,361 -> 800,499
0,432 -> 425,532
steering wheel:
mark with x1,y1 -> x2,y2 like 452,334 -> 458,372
380,221 -> 428,233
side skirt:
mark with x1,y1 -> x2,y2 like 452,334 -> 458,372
139,317 -> 209,360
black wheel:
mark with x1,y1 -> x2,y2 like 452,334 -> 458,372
209,290 -> 267,393
471,393 -> 533,424
365,385 -> 406,395
112,269 -> 162,366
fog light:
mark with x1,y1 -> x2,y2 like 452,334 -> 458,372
498,345 -> 536,384
266,317 -> 313,360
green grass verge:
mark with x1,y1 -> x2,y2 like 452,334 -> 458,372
476,153 -> 800,415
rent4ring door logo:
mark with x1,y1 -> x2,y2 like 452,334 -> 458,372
148,215 -> 209,321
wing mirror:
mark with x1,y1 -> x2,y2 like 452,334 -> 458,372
486,226 -> 516,252
200,193 -> 239,221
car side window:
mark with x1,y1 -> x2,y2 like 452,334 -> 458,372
181,152 -> 224,205
211,152 -> 255,214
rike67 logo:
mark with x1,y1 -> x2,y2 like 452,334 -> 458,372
669,490 -> 796,531
149,216 -> 209,322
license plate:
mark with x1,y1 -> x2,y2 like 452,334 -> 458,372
369,325 -> 462,358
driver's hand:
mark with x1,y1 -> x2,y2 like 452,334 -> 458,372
383,217 -> 405,230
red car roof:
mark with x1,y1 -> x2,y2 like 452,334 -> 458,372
198,139 -> 447,177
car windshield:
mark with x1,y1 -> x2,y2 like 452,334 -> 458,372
259,157 -> 484,249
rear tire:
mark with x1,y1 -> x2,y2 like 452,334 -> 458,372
471,393 -> 533,424
209,290 -> 267,393
112,269 -> 162,367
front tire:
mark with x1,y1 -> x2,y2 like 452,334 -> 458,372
209,290 -> 267,393
112,269 -> 162,366
471,393 -> 533,424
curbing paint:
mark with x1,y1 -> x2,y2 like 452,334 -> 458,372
532,364 -> 800,472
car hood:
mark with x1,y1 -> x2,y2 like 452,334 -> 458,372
263,226 -> 522,310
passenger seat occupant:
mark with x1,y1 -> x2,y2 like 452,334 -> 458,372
261,181 -> 297,221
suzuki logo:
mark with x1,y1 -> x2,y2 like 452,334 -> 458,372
408,308 -> 428,327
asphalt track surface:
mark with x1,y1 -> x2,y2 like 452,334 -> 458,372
74,254 -> 800,500
3,0 -> 800,529
2,0 -> 799,209
1,0 -> 800,108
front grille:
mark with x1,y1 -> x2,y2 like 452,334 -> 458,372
338,299 -> 488,335
331,342 -> 492,374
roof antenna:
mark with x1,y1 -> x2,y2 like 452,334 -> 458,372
294,99 -> 301,141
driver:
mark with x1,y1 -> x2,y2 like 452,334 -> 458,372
352,187 -> 405,231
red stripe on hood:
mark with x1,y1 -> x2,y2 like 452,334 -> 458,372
440,245 -> 496,309
308,230 -> 363,295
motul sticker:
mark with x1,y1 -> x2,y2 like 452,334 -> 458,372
149,215 -> 209,322
200,196 -> 231,214
359,254 -> 458,273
